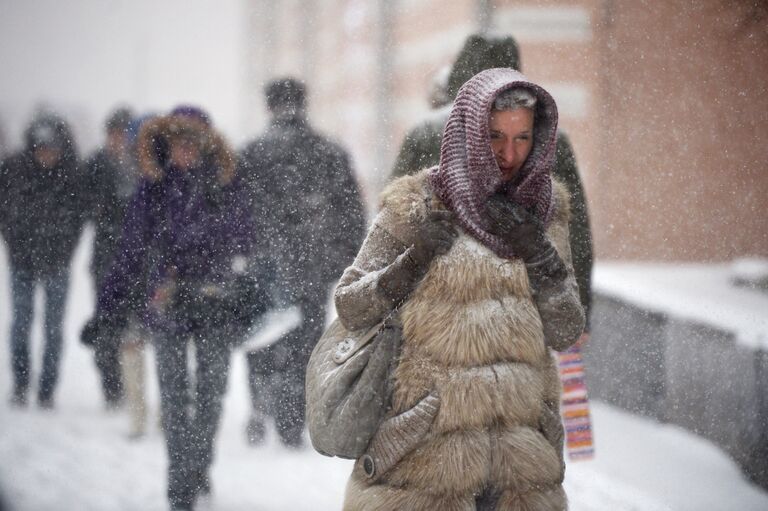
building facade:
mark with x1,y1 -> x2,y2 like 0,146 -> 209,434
244,0 -> 768,261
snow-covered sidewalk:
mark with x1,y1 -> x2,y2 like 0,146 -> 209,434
1,234 -> 767,511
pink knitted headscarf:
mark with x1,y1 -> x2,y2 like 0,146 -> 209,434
429,68 -> 559,259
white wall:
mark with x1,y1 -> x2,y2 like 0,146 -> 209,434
0,0 -> 252,154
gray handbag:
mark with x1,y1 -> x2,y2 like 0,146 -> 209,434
305,313 -> 402,459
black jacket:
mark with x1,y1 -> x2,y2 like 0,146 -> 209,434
0,153 -> 84,275
240,116 -> 366,300
81,148 -> 138,286
0,116 -> 84,276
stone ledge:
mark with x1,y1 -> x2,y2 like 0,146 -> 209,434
584,292 -> 768,490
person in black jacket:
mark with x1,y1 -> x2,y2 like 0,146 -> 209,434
239,78 -> 367,447
0,111 -> 83,408
81,107 -> 138,408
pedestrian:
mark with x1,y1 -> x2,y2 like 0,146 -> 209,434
312,68 -> 585,509
0,111 -> 83,409
81,106 -> 255,510
239,78 -> 367,448
81,107 -> 136,409
391,32 -> 596,459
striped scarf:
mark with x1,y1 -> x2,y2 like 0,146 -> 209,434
429,67 -> 559,259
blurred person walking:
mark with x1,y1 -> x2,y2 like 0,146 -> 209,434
0,111 -> 83,409
81,108 -> 155,438
239,78 -> 367,448
81,106 -> 255,510
81,107 -> 136,409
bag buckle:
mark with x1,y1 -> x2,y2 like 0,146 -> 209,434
332,338 -> 357,363
331,321 -> 384,364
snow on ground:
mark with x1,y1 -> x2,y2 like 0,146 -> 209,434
594,260 -> 768,350
1,234 -> 767,510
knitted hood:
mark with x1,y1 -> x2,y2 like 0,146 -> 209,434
429,68 -> 559,259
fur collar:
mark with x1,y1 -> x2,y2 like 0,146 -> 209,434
136,115 -> 235,185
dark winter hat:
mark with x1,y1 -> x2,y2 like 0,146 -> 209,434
445,32 -> 521,101
26,112 -> 68,149
23,110 -> 78,165
265,78 -> 306,111
170,104 -> 211,126
29,123 -> 61,148
105,107 -> 133,132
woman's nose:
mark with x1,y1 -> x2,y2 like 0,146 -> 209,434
500,141 -> 516,163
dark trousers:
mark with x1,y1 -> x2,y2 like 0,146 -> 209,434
94,333 -> 123,404
91,270 -> 124,404
9,266 -> 69,402
154,327 -> 232,508
247,294 -> 326,445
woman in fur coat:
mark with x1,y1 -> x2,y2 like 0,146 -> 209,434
332,68 -> 585,510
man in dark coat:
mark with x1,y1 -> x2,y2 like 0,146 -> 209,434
240,77 -> 367,447
81,107 -> 137,407
0,112 -> 84,408
390,32 -> 594,332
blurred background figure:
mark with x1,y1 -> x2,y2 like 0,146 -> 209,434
81,106 -> 254,510
0,111 -> 83,409
427,64 -> 452,110
81,107 -> 135,409
239,77 -> 367,448
81,107 -> 155,439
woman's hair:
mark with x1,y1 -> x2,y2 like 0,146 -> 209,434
492,87 -> 537,112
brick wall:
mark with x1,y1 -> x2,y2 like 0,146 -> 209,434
244,0 -> 768,260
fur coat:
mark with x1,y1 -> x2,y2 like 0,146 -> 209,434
334,170 -> 584,510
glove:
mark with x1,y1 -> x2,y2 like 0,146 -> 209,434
377,210 -> 457,303
485,195 -> 567,285
80,317 -> 102,347
485,194 -> 549,262
360,392 -> 440,481
80,315 -> 124,347
409,209 -> 457,268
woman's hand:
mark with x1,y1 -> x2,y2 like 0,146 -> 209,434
485,194 -> 549,263
378,210 -> 457,302
409,209 -> 458,268
485,194 -> 568,284
150,279 -> 177,312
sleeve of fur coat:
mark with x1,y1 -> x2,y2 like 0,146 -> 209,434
533,181 -> 586,351
334,209 -> 414,332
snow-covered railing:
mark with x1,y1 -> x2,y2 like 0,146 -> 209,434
583,260 -> 768,491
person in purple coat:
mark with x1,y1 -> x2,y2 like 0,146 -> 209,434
82,106 -> 258,511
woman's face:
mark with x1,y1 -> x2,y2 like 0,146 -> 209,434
489,108 -> 534,182
169,138 -> 201,170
